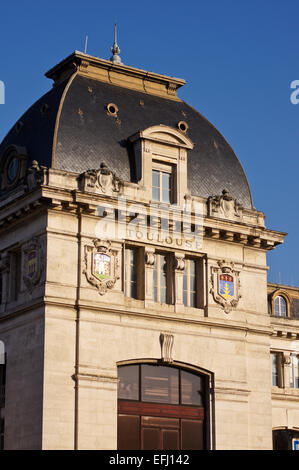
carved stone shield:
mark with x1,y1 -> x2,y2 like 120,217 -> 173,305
92,253 -> 111,280
83,239 -> 120,295
210,260 -> 241,313
23,238 -> 43,291
27,250 -> 38,280
98,172 -> 112,193
218,273 -> 235,301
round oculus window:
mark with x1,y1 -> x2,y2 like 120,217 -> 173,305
7,157 -> 20,183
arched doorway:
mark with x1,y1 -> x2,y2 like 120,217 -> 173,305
117,362 -> 212,450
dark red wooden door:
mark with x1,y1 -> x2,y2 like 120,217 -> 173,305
118,402 -> 204,450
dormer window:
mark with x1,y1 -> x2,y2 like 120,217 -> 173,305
129,125 -> 194,208
274,295 -> 287,317
152,162 -> 173,204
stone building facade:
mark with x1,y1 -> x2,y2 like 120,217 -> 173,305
0,51 -> 298,450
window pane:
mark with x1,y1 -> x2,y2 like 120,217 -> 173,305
190,260 -> 196,308
152,170 -> 160,188
142,428 -> 160,450
183,260 -> 197,308
125,248 -> 138,299
162,173 -> 171,203
118,414 -> 140,450
160,255 -> 167,304
181,371 -> 203,406
189,260 -> 196,276
183,290 -> 188,307
280,297 -> 287,316
141,365 -> 179,404
275,296 -> 287,317
190,291 -> 197,308
129,249 -> 138,298
181,419 -> 204,450
162,429 -> 179,450
152,187 -> 160,202
118,365 -> 139,400
290,355 -> 299,389
162,172 -> 171,191
153,259 -> 158,302
152,171 -> 160,201
162,189 -> 171,204
272,353 -> 278,386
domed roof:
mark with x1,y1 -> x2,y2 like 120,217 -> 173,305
0,52 -> 253,209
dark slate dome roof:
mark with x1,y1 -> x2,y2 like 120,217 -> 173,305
0,58 -> 253,209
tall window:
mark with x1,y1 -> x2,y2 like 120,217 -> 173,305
290,354 -> 299,389
153,253 -> 172,304
183,259 -> 197,308
274,296 -> 287,317
124,247 -> 139,299
271,353 -> 279,386
152,163 -> 173,204
271,352 -> 283,387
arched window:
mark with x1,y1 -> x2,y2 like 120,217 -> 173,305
117,363 -> 212,450
274,296 -> 287,317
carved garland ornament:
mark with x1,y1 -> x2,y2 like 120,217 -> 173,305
210,260 -> 241,314
83,239 -> 120,295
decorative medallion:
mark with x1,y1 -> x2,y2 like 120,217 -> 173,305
208,189 -> 243,221
210,260 -> 241,313
83,239 -> 120,295
23,238 -> 44,291
80,162 -> 122,196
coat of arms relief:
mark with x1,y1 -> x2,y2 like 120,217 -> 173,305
208,189 -> 243,221
210,260 -> 241,313
80,162 -> 122,196
83,239 -> 120,295
22,237 -> 44,292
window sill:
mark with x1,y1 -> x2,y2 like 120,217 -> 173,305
272,386 -> 299,400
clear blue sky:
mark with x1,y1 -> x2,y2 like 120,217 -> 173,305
0,0 -> 298,286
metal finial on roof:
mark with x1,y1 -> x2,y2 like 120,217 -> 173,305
110,23 -> 123,65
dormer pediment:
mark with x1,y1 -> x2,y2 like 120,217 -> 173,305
129,125 -> 194,150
